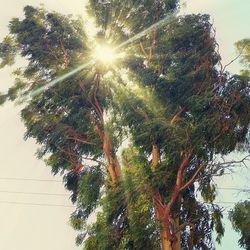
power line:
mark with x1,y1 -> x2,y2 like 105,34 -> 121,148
0,200 -> 240,211
0,200 -> 75,208
203,201 -> 241,205
0,190 -> 68,196
0,190 -> 246,200
0,177 -> 62,182
218,187 -> 250,191
0,196 -> 241,207
0,177 -> 248,191
214,201 -> 240,204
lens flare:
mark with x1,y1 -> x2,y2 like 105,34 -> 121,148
116,13 -> 175,50
22,12 -> 175,101
93,45 -> 117,64
21,60 -> 94,102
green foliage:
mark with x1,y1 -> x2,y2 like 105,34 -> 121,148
212,208 -> 225,244
0,6 -> 114,246
84,146 -> 159,250
235,38 -> 250,77
87,0 -> 179,40
0,36 -> 17,68
229,200 -> 250,249
0,93 -> 8,105
1,2 -> 250,250
236,39 -> 250,67
121,147 -> 160,249
200,183 -> 217,203
181,187 -> 224,249
113,12 -> 250,249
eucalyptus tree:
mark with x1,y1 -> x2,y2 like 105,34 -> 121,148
86,1 -> 250,249
1,2 -> 250,250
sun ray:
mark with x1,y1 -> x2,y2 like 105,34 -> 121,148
116,12 -> 175,50
21,12 -> 176,101
21,60 -> 94,102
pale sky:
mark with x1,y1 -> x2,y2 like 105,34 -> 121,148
0,1 -> 249,250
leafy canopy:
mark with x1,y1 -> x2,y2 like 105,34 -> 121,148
0,2 -> 250,250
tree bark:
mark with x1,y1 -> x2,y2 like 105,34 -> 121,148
91,73 -> 121,185
152,144 -> 174,250
172,216 -> 181,250
160,226 -> 172,250
103,130 -> 121,184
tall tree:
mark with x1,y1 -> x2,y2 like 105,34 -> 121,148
88,3 -> 250,248
1,2 -> 250,250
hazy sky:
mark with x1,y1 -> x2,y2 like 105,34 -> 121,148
0,1 -> 249,250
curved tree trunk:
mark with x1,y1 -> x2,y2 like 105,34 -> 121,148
152,144 -> 176,250
92,73 -> 121,185
152,144 -> 184,250
103,130 -> 121,184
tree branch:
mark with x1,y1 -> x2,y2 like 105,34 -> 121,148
170,107 -> 186,125
180,164 -> 204,192
60,39 -> 68,67
66,136 -> 94,145
139,42 -> 149,60
222,44 -> 247,71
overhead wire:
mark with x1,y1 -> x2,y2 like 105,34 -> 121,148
0,200 -> 75,208
0,199 -> 241,208
0,189 -> 242,208
0,190 -> 68,196
0,176 -> 248,192
0,177 -> 62,182
0,182 -> 247,208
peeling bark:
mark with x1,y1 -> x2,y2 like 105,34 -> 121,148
103,131 -> 121,184
152,144 -> 174,250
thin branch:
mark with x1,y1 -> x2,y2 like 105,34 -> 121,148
59,39 -> 68,67
170,107 -> 186,125
66,136 -> 94,145
212,154 -> 250,168
180,164 -> 204,192
91,74 -> 104,124
222,44 -> 247,71
81,156 -> 106,166
153,189 -> 165,210
139,42 -> 149,59
45,44 -> 59,61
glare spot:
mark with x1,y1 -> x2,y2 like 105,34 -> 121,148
93,45 -> 118,64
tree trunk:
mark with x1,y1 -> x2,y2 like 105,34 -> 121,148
160,224 -> 172,250
172,215 -> 181,250
152,144 -> 159,166
152,144 -> 173,250
151,144 -> 184,250
103,130 -> 121,184
92,73 -> 121,185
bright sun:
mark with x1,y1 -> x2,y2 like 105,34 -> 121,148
93,44 -> 118,64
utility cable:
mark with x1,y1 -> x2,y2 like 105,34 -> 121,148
0,177 -> 248,192
0,177 -> 62,182
0,190 -> 68,196
0,200 -> 75,208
